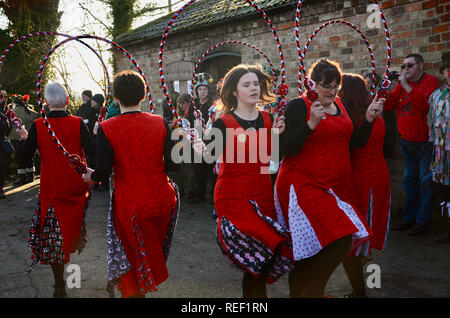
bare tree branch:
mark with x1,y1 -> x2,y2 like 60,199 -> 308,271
79,2 -> 113,35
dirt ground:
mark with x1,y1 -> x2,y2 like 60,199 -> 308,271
0,178 -> 449,299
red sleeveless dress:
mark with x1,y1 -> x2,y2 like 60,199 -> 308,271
214,111 -> 293,282
275,96 -> 371,261
28,116 -> 90,268
351,117 -> 390,255
100,112 -> 179,298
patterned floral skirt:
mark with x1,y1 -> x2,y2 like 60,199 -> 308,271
106,182 -> 180,297
274,183 -> 371,261
215,199 -> 294,283
27,188 -> 92,273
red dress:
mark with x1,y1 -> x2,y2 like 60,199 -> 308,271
351,117 -> 390,255
275,96 -> 371,261
100,112 -> 179,298
214,111 -> 293,282
28,116 -> 90,269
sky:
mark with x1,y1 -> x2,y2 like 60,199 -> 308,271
0,0 -> 183,99
56,0 -> 183,99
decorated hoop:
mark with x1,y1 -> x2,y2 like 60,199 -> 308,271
295,0 -> 393,98
0,31 -> 112,126
159,0 -> 289,123
191,40 -> 279,98
299,19 -> 377,96
372,0 -> 393,98
34,34 -> 153,174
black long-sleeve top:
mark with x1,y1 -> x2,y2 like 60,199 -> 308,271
19,110 -> 96,161
0,113 -> 12,166
280,98 -> 374,157
90,112 -> 179,183
195,97 -> 215,123
75,102 -> 99,135
204,111 -> 276,160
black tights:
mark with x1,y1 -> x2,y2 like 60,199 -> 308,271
0,165 -> 8,190
342,256 -> 367,297
242,257 -> 273,298
51,263 -> 65,287
289,235 -> 352,298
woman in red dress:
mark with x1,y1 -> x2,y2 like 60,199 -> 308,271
203,64 -> 293,298
17,83 -> 96,297
338,73 -> 391,298
83,70 -> 179,298
275,59 -> 384,297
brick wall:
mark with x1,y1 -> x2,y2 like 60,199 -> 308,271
115,0 -> 448,215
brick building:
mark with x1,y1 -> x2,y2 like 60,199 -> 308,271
115,0 -> 448,214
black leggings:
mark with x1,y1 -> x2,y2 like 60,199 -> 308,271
51,263 -> 65,287
242,257 -> 273,298
342,256 -> 366,297
289,235 -> 352,298
0,165 -> 8,189
194,162 -> 215,199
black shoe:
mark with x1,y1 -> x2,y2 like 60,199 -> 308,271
391,220 -> 415,231
25,173 -> 34,183
53,284 -> 67,298
408,223 -> 431,236
0,191 -> 5,199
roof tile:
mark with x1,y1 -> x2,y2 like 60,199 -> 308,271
117,0 -> 301,45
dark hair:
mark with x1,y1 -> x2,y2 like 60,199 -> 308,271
362,71 -> 381,87
219,64 -> 275,113
113,70 -> 145,107
308,59 -> 343,85
440,51 -> 450,74
177,93 -> 191,105
405,53 -> 424,64
91,94 -> 105,106
338,73 -> 371,125
81,90 -> 92,98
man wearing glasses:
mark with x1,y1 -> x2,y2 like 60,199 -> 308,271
385,54 -> 441,236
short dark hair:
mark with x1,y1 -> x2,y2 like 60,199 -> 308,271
308,59 -> 343,86
91,94 -> 105,106
439,51 -> 450,73
82,90 -> 92,98
405,53 -> 424,64
113,70 -> 145,107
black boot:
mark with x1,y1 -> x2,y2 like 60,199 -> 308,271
26,172 -> 34,183
51,263 -> 66,297
53,282 -> 67,298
